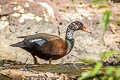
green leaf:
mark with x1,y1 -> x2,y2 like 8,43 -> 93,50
115,67 -> 120,78
91,62 -> 102,76
116,20 -> 120,25
98,5 -> 108,9
101,76 -> 107,80
101,10 -> 112,30
105,66 -> 116,75
108,76 -> 114,80
91,0 -> 107,5
100,50 -> 117,60
78,71 -> 92,80
78,58 -> 96,64
78,62 -> 102,80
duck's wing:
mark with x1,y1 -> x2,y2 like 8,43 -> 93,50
10,33 -> 61,48
18,33 -> 60,40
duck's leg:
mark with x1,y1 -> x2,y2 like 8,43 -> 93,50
22,58 -> 32,70
49,58 -> 52,64
32,55 -> 38,64
23,58 -> 30,70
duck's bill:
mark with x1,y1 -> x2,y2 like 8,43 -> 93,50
82,26 -> 91,34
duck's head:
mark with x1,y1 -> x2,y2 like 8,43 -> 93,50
68,21 -> 91,33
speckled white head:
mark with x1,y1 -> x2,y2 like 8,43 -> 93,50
66,21 -> 91,39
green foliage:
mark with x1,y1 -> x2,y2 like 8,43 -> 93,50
78,62 -> 120,80
92,62 -> 102,75
78,58 -> 96,65
78,50 -> 120,80
91,0 -> 108,5
115,67 -> 120,78
100,50 -> 118,60
101,66 -> 120,80
78,62 -> 102,80
91,0 -> 112,31
98,5 -> 108,9
116,20 -> 120,25
101,10 -> 112,30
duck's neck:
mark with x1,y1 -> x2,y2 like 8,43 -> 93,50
65,29 -> 75,53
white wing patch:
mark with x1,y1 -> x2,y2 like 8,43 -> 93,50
30,39 -> 46,46
30,39 -> 43,42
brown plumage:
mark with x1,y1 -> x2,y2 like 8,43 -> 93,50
10,21 -> 91,64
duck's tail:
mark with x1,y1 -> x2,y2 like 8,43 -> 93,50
10,41 -> 25,47
17,36 -> 27,38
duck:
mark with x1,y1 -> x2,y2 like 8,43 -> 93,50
10,21 -> 91,64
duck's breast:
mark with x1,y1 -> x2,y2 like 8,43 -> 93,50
40,39 -> 67,57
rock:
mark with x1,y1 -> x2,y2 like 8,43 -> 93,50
0,21 -> 9,30
0,44 -> 16,61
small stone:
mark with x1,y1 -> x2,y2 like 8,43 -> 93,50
13,7 -> 17,11
28,0 -> 34,2
43,13 -> 49,21
1,16 -> 7,21
17,5 -> 22,10
19,17 -> 24,23
19,8 -> 24,13
0,21 -> 9,30
24,3 -> 29,7
88,17 -> 92,20
13,5 -> 22,11
12,13 -> 20,17
11,1 -> 17,4
35,16 -> 42,22
21,13 -> 35,20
